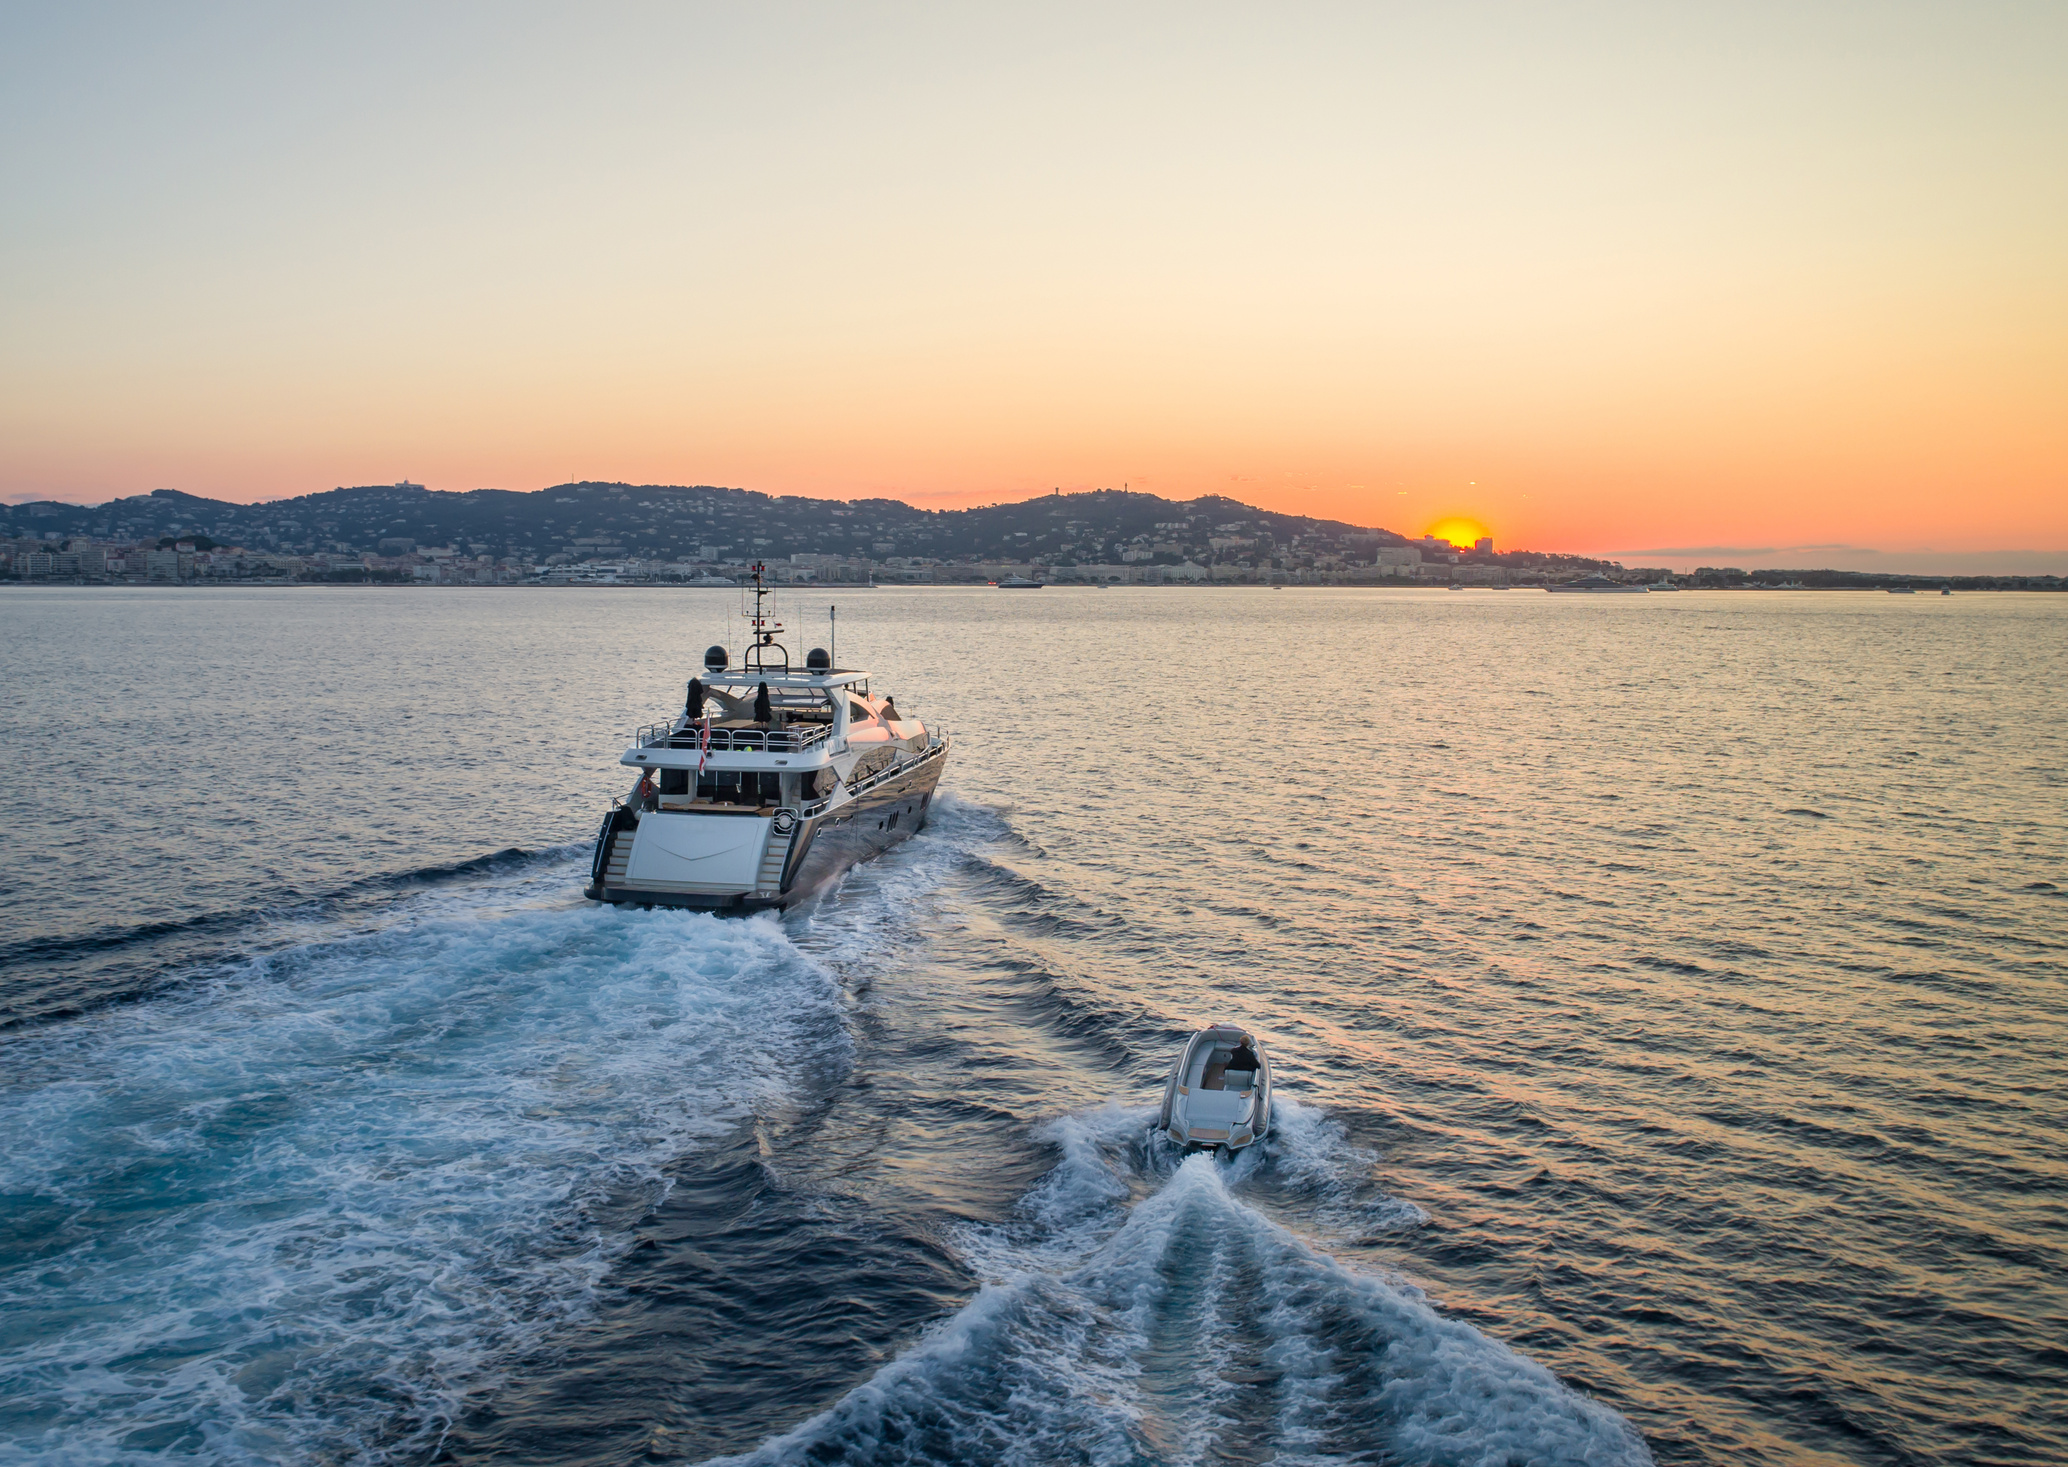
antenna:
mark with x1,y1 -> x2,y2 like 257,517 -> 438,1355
742,562 -> 788,671
829,604 -> 837,668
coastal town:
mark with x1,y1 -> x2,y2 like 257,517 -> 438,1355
5,481 -> 2060,591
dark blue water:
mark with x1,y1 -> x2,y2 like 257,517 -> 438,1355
2,585 -> 2062,1465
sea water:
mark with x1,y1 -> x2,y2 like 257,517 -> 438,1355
0,585 -> 2061,1465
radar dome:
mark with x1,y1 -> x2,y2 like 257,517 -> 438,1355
805,647 -> 831,670
703,645 -> 728,671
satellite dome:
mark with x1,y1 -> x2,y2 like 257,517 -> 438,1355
703,645 -> 728,671
805,647 -> 831,670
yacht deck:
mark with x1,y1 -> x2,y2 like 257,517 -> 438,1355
635,722 -> 834,753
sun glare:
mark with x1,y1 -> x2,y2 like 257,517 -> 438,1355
1426,517 -> 1490,549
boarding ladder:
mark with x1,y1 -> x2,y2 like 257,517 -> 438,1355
603,828 -> 635,888
756,821 -> 796,897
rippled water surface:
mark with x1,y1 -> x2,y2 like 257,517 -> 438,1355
1,585 -> 2063,1465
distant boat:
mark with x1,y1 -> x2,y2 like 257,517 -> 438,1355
1888,586 -> 1916,594
1649,580 -> 1681,591
1546,576 -> 1648,594
1941,586 -> 1952,595
992,575 -> 1043,589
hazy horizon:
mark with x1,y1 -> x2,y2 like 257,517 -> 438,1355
9,479 -> 2063,578
4,3 -> 2063,563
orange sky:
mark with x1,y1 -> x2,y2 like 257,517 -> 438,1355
3,5 -> 2063,564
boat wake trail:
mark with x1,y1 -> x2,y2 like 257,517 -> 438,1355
0,863 -> 847,1463
0,842 -> 591,1030
716,1105 -> 1651,1467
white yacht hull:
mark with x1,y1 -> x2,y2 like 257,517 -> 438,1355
585,739 -> 949,912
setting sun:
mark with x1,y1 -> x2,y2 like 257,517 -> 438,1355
1425,517 -> 1490,550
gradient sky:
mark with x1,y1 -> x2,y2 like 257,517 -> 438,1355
4,3 -> 2064,566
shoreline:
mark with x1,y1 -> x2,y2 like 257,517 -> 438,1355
6,580 -> 2064,594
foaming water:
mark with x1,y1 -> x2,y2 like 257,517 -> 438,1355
0,862 -> 846,1460
3,585 -> 2064,1465
722,1109 -> 1641,1467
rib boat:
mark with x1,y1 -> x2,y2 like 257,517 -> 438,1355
585,568 -> 951,911
1158,1024 -> 1274,1153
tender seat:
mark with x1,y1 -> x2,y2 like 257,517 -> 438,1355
1186,1089 -> 1248,1125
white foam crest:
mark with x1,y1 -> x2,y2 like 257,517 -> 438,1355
1243,1093 -> 1429,1236
0,885 -> 845,1463
710,1116 -> 1649,1467
786,792 -> 1009,974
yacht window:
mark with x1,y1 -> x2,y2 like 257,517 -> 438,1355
849,700 -> 873,723
659,768 -> 689,796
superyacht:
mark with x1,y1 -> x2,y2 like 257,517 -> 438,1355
585,567 -> 951,911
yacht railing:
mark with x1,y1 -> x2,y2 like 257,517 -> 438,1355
633,732 -> 947,815
635,722 -> 835,754
845,734 -> 949,795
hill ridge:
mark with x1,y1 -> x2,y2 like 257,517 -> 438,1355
4,481 -> 1425,568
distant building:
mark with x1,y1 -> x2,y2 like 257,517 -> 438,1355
1475,536 -> 1494,554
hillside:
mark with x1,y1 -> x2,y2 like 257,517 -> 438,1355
3,481 -> 1417,566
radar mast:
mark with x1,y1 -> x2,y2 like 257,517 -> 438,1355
742,561 -> 788,671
